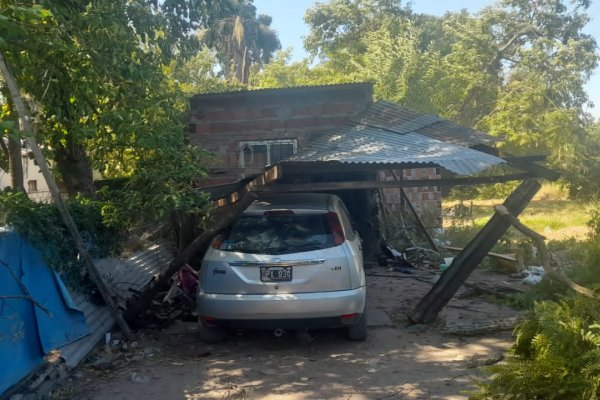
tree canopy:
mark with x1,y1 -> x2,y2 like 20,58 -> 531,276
253,0 -> 599,197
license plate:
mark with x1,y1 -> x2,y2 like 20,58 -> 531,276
260,266 -> 292,282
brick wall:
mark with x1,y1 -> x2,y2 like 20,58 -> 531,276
189,84 -> 373,182
378,167 -> 442,228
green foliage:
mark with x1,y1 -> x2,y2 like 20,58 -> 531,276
199,0 -> 280,84
589,207 -> 600,238
99,146 -> 213,229
0,190 -> 121,288
472,295 -> 600,400
297,0 -> 599,198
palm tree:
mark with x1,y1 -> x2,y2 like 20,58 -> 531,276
201,0 -> 280,84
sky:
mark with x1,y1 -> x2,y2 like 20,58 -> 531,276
253,0 -> 600,119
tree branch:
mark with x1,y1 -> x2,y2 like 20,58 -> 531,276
494,205 -> 597,299
0,259 -> 52,316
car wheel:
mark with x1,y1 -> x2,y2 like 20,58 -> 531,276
347,310 -> 367,341
197,321 -> 224,343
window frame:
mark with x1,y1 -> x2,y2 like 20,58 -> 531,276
238,139 -> 297,168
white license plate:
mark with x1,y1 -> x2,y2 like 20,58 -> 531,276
260,266 -> 292,282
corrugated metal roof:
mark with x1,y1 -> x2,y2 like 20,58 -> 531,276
286,126 -> 505,176
59,241 -> 174,368
354,100 -> 498,147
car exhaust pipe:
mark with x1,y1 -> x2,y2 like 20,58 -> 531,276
273,328 -> 284,337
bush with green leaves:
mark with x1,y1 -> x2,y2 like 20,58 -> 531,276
0,190 -> 121,288
472,295 -> 600,400
473,208 -> 600,399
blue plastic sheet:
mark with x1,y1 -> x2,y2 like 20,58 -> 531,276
0,231 -> 89,394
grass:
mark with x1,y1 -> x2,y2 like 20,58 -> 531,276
443,183 -> 595,244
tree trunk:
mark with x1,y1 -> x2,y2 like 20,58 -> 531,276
54,139 -> 95,197
8,135 -> 25,193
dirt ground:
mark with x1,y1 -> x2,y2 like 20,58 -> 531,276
64,266 -> 523,400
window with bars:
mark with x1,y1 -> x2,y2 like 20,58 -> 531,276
27,180 -> 38,192
239,140 -> 297,168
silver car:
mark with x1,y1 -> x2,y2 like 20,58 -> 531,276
197,193 -> 367,341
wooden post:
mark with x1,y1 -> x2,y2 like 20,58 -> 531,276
124,191 -> 257,322
408,179 -> 541,324
0,51 -> 134,340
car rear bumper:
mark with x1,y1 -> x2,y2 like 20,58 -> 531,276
197,286 -> 366,323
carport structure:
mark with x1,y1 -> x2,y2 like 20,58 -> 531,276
194,100 -> 556,325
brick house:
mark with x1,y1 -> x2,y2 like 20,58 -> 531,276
188,83 -> 502,258
189,83 -> 374,183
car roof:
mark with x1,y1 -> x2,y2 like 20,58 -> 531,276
246,193 -> 335,214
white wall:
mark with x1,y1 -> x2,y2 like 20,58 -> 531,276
0,150 -> 52,202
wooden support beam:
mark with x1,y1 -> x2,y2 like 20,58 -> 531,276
494,205 -> 597,299
0,51 -> 134,339
388,169 -> 441,255
124,191 -> 257,322
408,179 -> 541,324
259,173 -> 533,193
504,158 -> 560,181
214,165 -> 280,207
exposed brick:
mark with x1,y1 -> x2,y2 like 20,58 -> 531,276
195,123 -> 210,134
286,118 -> 320,129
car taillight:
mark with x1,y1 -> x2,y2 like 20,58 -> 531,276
340,313 -> 359,324
327,212 -> 345,246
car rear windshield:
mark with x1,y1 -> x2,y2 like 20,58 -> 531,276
217,213 -> 335,255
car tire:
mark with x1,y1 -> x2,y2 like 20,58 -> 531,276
197,321 -> 224,343
347,310 -> 367,341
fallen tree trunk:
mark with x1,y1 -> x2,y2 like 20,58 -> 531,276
124,192 -> 257,322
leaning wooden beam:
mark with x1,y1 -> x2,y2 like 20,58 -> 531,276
408,179 -> 541,324
0,51 -> 134,340
400,187 -> 441,254
494,205 -> 597,299
214,165 -> 280,207
124,191 -> 257,322
259,173 -> 533,193
504,158 -> 560,181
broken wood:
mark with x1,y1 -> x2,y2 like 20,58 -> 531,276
460,281 -> 526,298
408,179 -> 541,324
445,245 -> 524,273
444,316 -> 524,336
390,169 -> 440,255
124,191 -> 257,322
0,51 -> 134,340
494,205 -> 598,299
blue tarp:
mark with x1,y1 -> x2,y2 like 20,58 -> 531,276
0,231 -> 90,395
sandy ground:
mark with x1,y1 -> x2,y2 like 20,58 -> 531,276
65,267 -> 522,400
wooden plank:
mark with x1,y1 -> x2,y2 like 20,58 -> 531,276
399,186 -> 441,254
214,164 -> 281,207
259,173 -> 533,193
504,158 -> 560,181
408,179 -> 541,324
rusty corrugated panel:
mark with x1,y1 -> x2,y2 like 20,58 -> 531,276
354,100 -> 498,147
59,241 -> 174,368
286,127 -> 504,176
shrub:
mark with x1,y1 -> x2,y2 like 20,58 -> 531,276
0,190 -> 121,288
471,296 -> 600,400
